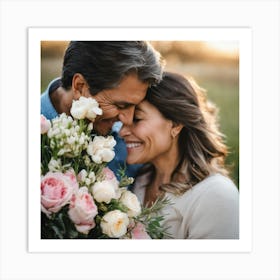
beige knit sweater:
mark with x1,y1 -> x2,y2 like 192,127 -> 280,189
132,173 -> 239,239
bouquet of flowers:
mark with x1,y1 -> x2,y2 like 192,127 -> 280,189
41,97 -> 170,239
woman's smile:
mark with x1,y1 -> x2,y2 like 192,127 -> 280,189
125,141 -> 143,150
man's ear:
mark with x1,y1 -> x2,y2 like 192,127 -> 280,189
72,73 -> 90,98
171,122 -> 184,138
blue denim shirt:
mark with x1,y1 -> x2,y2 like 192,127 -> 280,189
41,79 -> 142,181
107,122 -> 142,180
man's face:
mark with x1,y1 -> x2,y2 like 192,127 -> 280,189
88,74 -> 148,135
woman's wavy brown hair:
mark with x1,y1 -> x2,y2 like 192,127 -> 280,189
138,71 -> 229,195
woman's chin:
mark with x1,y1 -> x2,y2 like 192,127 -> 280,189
127,159 -> 138,165
127,157 -> 142,165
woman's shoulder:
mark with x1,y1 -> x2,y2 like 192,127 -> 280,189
190,173 -> 238,197
173,173 -> 239,212
175,173 -> 239,239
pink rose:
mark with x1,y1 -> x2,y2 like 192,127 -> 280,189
64,169 -> 79,191
102,167 -> 119,187
102,167 -> 117,181
131,222 -> 151,239
68,187 -> 98,234
41,171 -> 78,215
41,114 -> 51,134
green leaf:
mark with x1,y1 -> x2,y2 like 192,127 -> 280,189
51,225 -> 64,239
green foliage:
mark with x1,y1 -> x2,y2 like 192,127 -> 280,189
41,206 -> 80,239
136,196 -> 173,239
117,164 -> 135,187
202,79 -> 239,187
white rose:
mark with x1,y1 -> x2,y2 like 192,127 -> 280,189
91,180 -> 120,203
101,210 -> 129,238
120,190 -> 141,217
104,135 -> 117,149
86,105 -> 102,121
70,96 -> 102,121
100,149 -> 115,162
87,136 -> 116,163
89,149 -> 115,164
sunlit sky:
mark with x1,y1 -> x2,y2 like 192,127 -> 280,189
205,41 -> 239,54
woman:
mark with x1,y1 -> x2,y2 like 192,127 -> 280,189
119,72 -> 239,239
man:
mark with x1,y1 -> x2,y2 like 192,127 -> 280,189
41,41 -> 164,179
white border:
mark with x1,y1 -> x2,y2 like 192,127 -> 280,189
1,1 -> 279,279
28,27 -> 251,253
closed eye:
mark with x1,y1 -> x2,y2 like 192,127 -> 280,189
133,117 -> 141,123
115,103 -> 133,110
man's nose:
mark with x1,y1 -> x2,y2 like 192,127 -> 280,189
118,106 -> 135,125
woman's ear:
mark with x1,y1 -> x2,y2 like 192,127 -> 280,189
171,123 -> 184,138
72,73 -> 90,99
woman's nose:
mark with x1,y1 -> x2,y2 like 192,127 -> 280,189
119,124 -> 132,138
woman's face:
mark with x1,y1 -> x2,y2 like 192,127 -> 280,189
119,100 -> 175,165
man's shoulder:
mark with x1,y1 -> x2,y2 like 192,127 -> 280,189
41,78 -> 60,120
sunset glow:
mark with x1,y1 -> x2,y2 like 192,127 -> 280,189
205,42 -> 239,54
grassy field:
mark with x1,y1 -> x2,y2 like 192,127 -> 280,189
41,51 -> 239,187
201,78 -> 239,187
